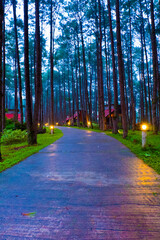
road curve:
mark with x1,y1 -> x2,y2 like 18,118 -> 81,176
0,127 -> 160,239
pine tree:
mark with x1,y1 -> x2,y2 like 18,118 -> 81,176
116,0 -> 128,138
24,0 -> 34,144
0,0 -> 3,161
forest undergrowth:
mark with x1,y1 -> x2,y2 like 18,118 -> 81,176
0,128 -> 63,173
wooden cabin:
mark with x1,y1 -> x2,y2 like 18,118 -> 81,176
66,110 -> 88,125
105,105 -> 122,127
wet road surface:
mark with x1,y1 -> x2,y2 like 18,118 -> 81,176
0,127 -> 160,239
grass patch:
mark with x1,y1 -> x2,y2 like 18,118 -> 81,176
105,130 -> 160,175
0,128 -> 63,173
64,125 -> 160,175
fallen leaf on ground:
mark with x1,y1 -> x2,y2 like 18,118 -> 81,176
22,212 -> 36,217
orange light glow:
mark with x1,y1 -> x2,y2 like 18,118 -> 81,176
141,124 -> 148,131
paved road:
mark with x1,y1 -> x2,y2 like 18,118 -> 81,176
0,127 -> 160,240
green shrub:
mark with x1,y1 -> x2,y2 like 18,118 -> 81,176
2,129 -> 27,145
5,123 -> 15,130
37,127 -> 46,134
5,117 -> 14,125
5,117 -> 14,130
13,121 -> 27,131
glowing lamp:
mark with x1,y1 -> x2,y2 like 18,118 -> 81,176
87,121 -> 91,128
141,123 -> 148,148
56,122 -> 58,126
50,125 -> 54,134
141,124 -> 148,131
68,121 -> 70,126
38,123 -> 40,126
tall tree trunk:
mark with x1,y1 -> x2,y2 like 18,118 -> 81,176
144,37 -> 152,124
116,0 -> 128,138
59,72 -> 62,124
55,90 -> 58,122
75,41 -> 80,127
99,0 -> 106,130
63,70 -> 66,121
77,36 -> 85,126
12,0 -> 23,124
67,64 -> 71,117
140,27 -> 145,122
140,68 -> 144,122
141,8 -> 152,124
150,0 -> 158,134
107,52 -> 112,127
33,0 -> 42,142
50,0 -> 54,128
71,64 -> 75,126
88,46 -> 93,127
24,0 -> 34,144
107,0 -> 118,133
30,52 -> 34,114
124,67 -> 129,126
2,0 -> 5,130
14,57 -> 18,121
140,0 -> 148,122
94,71 -> 98,123
0,0 -> 3,161
96,0 -> 106,131
79,19 -> 89,124
103,7 -> 111,127
129,2 -> 136,130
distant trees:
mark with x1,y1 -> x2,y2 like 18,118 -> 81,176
0,0 -> 159,146
51,0 -> 159,137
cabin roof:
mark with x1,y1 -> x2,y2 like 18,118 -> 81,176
105,108 -> 114,117
6,113 -> 21,121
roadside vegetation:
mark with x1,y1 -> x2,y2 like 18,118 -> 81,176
65,124 -> 160,175
105,130 -> 160,175
0,126 -> 63,173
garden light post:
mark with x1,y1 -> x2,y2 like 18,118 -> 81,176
50,125 -> 54,134
141,124 -> 148,148
87,121 -> 91,128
